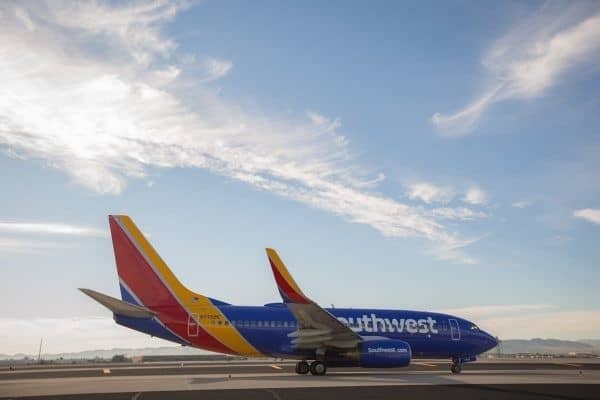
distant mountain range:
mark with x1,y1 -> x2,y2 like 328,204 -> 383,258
492,338 -> 599,355
2,339 -> 599,360
579,339 -> 600,348
0,345 -> 211,361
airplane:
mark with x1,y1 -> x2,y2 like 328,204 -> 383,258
81,215 -> 498,375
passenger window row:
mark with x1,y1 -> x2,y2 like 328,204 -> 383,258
210,320 -> 297,328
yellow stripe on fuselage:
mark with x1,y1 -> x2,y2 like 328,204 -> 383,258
117,216 -> 261,357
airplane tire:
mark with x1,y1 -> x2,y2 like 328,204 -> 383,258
451,364 -> 462,374
310,361 -> 327,376
295,361 -> 310,375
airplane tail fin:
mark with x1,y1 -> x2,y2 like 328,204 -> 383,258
105,215 -> 260,356
108,215 -> 229,308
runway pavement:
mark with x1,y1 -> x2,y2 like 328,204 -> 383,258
1,360 -> 599,399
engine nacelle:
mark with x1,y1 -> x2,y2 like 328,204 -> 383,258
358,339 -> 411,368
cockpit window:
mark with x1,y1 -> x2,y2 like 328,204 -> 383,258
470,325 -> 479,331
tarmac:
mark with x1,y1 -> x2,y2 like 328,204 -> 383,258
1,359 -> 599,399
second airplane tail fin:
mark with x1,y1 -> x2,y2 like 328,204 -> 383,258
266,248 -> 310,304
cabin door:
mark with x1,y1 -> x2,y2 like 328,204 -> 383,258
449,318 -> 460,341
188,313 -> 199,337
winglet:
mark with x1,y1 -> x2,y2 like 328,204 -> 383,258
266,248 -> 310,304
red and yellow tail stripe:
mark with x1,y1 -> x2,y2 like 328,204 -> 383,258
110,215 -> 261,356
266,248 -> 310,304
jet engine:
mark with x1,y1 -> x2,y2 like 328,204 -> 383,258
358,339 -> 411,368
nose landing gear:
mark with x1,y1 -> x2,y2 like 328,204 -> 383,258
450,363 -> 462,374
450,355 -> 475,373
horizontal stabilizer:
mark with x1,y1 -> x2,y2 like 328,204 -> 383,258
80,288 -> 156,318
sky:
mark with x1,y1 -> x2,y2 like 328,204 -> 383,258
0,0 -> 599,355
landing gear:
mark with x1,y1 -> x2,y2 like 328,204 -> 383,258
450,363 -> 462,374
309,361 -> 327,376
295,360 -> 309,374
295,360 -> 327,375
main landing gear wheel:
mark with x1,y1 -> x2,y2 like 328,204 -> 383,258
310,361 -> 327,376
451,363 -> 462,374
295,361 -> 309,374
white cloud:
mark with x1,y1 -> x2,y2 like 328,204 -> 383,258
431,86 -> 500,135
0,222 -> 106,237
0,238 -> 65,253
0,2 -> 477,265
432,4 -> 600,135
307,111 -> 341,132
512,200 -> 532,209
14,7 -> 35,32
201,57 -> 233,82
405,182 -> 454,204
45,0 -> 185,65
445,304 -> 554,320
149,65 -> 181,87
306,111 -> 348,150
445,305 -> 600,340
573,208 -> 600,225
427,236 -> 479,265
429,207 -> 487,221
0,317 -> 175,355
463,186 -> 488,205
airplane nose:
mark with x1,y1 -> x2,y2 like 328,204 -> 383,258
484,332 -> 498,351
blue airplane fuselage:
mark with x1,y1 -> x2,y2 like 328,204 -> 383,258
117,302 -> 498,361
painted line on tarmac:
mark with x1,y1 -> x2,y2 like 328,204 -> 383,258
269,365 -> 283,370
0,362 -> 294,375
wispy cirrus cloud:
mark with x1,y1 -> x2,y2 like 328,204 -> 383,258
432,3 -> 600,135
0,1 -> 479,264
428,207 -> 487,221
445,304 -> 554,320
0,238 -> 67,253
0,221 -> 106,237
405,182 -> 454,204
512,200 -> 532,209
45,0 -> 185,65
307,111 -> 341,132
0,317 -> 174,354
0,221 -> 104,253
463,186 -> 488,205
201,57 -> 233,82
573,208 -> 600,225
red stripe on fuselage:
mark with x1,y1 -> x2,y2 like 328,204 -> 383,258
109,217 -> 235,355
268,258 -> 309,304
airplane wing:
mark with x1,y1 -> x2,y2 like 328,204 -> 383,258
266,248 -> 361,349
